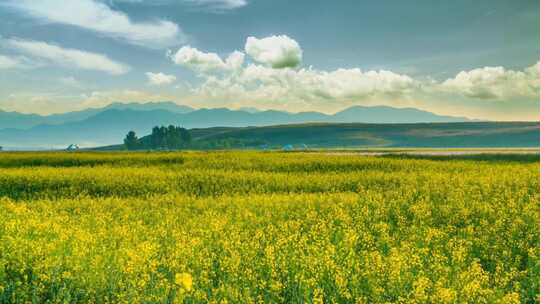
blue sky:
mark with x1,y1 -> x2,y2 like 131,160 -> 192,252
0,0 -> 539,120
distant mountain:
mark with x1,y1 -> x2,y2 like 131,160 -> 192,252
0,109 -> 183,148
104,101 -> 194,114
0,110 -> 49,130
237,107 -> 263,113
0,101 -> 194,130
0,105 -> 474,149
331,106 -> 472,123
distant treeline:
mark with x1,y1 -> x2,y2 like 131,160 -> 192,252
124,125 -> 192,150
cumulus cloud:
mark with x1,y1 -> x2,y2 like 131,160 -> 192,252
169,46 -> 244,72
0,55 -> 18,69
194,64 -> 417,106
5,0 -> 185,48
169,35 -> 417,109
146,72 -> 177,85
441,62 -> 540,99
245,35 -> 303,69
167,35 -> 539,112
5,38 -> 130,75
225,51 -> 246,70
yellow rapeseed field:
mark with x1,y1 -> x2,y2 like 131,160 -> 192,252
0,151 -> 539,303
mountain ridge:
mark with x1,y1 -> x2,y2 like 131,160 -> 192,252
0,103 -> 476,148
0,101 -> 195,130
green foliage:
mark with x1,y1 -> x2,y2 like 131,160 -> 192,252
123,130 -> 141,150
0,152 -> 539,303
148,125 -> 191,150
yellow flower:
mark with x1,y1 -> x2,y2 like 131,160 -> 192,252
498,292 -> 520,304
175,273 -> 193,292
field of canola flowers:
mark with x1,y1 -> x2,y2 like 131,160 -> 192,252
0,151 -> 539,303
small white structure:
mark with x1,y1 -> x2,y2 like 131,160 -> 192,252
66,144 -> 80,151
282,144 -> 294,151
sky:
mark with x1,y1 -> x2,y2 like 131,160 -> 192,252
0,0 -> 539,120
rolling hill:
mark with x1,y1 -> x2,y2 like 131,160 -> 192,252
187,122 -> 540,149
91,122 -> 540,151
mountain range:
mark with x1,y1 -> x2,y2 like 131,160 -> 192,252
0,101 -> 194,130
0,102 -> 473,149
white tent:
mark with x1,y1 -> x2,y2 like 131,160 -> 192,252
66,144 -> 80,151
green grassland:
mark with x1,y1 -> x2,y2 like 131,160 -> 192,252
97,122 -> 540,151
191,122 -> 540,148
0,151 -> 539,303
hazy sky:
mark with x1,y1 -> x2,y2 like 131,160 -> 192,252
0,0 -> 539,120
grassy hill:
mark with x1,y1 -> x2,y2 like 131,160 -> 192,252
97,121 -> 540,150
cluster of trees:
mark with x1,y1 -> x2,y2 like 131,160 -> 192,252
124,125 -> 191,150
149,125 -> 192,149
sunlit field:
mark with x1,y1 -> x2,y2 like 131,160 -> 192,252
0,151 -> 539,303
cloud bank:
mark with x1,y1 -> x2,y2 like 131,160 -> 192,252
170,36 -> 416,109
166,34 -> 540,115
441,62 -> 540,99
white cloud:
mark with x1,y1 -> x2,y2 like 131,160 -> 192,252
170,46 -> 225,71
5,0 -> 185,48
0,55 -> 19,69
169,35 -> 417,109
183,0 -> 247,10
146,72 -> 177,85
165,35 -> 540,113
169,46 -> 244,72
225,51 -> 245,70
245,35 -> 303,69
441,62 -> 540,99
195,64 -> 417,105
5,38 -> 130,75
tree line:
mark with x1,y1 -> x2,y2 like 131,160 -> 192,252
124,125 -> 192,150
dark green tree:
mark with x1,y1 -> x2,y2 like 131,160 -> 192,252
124,131 -> 140,150
179,127 -> 192,145
150,126 -> 160,149
159,126 -> 167,149
167,125 -> 182,149
148,125 -> 191,150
